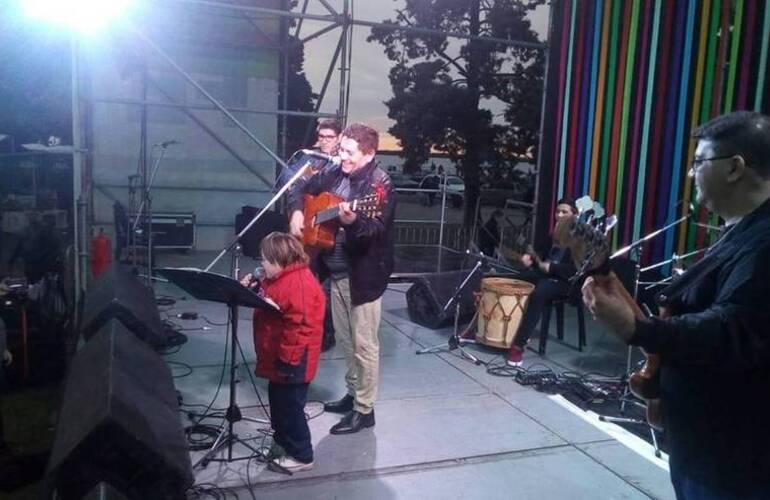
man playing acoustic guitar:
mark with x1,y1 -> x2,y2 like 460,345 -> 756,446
289,123 -> 396,435
583,111 -> 770,499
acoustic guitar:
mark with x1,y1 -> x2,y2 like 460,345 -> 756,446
301,192 -> 381,249
555,214 -> 664,430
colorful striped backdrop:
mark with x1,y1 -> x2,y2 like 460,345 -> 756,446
538,0 -> 770,264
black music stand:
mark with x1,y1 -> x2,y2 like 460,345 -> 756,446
156,267 -> 279,466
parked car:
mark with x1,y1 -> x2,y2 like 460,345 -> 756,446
419,175 -> 464,208
389,173 -> 421,191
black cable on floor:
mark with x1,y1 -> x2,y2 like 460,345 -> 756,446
187,482 -> 239,500
235,333 -> 271,420
184,423 -> 222,451
167,361 -> 194,379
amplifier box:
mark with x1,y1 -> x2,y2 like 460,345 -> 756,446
130,212 -> 196,250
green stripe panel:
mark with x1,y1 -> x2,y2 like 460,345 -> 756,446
599,0 -> 621,203
613,0 -> 641,249
688,0 -> 722,251
634,0 -> 663,241
756,0 -> 770,111
724,0 -> 744,112
558,0 -> 579,198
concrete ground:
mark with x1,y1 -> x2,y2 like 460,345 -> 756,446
156,250 -> 674,500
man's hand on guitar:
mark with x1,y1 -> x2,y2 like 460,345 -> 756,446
582,276 -> 636,341
289,210 -> 305,238
338,202 -> 357,225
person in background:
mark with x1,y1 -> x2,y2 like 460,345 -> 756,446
283,119 -> 342,208
241,232 -> 325,474
285,119 -> 342,353
506,198 -> 578,366
478,209 -> 503,257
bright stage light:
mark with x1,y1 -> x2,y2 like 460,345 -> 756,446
20,0 -> 134,35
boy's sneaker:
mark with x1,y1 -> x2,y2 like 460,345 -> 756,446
507,345 -> 524,366
268,455 -> 314,474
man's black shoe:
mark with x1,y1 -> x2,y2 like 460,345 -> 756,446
323,394 -> 354,414
329,410 -> 375,435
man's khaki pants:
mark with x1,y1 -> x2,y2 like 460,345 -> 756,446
330,278 -> 381,414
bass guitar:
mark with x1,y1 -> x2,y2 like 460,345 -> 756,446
302,192 -> 381,249
554,205 -> 664,430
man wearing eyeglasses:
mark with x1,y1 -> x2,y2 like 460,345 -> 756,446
583,111 -> 770,499
314,119 -> 342,158
282,120 -> 342,198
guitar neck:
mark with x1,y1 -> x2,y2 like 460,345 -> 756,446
315,198 -> 358,224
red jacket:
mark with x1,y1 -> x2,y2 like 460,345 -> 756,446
252,262 -> 325,384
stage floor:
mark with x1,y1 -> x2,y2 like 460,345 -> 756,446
155,251 -> 674,500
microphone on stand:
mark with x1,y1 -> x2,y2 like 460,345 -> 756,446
686,202 -> 724,232
301,149 -> 341,165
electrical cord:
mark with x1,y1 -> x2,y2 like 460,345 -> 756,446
167,360 -> 194,379
203,315 -> 229,326
235,332 -> 271,419
187,482 -> 240,500
183,318 -> 231,440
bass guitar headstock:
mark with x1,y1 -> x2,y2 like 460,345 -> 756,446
554,196 -> 617,281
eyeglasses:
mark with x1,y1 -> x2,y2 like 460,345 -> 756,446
689,154 -> 735,174
317,134 -> 337,140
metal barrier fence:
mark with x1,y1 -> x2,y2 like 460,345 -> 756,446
393,185 -> 533,253
393,222 -> 531,252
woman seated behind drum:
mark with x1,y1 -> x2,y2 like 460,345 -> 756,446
507,198 -> 578,366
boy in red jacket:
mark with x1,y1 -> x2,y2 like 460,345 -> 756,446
242,232 -> 325,473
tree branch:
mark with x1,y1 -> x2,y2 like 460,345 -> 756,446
398,15 -> 469,78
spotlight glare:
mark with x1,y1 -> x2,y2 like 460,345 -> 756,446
21,0 -> 133,34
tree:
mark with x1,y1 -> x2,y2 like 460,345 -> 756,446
280,34 -> 317,156
369,0 -> 545,225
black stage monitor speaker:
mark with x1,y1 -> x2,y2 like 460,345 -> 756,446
406,269 -> 482,329
235,206 -> 288,259
80,263 -> 166,348
46,320 -> 193,499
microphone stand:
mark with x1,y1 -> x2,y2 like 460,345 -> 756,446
639,248 -> 706,274
205,162 -> 311,273
415,259 -> 484,364
596,216 -> 690,459
131,143 -> 171,287
610,214 -> 688,260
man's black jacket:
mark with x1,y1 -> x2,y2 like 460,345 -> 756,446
289,160 -> 396,306
632,198 -> 770,496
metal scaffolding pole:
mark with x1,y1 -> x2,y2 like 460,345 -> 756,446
130,25 -> 288,187
70,35 -> 85,309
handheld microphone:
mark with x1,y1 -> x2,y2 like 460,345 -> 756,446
301,149 -> 341,164
154,140 -> 180,147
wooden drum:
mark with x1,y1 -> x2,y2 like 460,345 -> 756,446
475,278 -> 535,349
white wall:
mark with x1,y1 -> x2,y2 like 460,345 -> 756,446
86,10 -> 281,251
